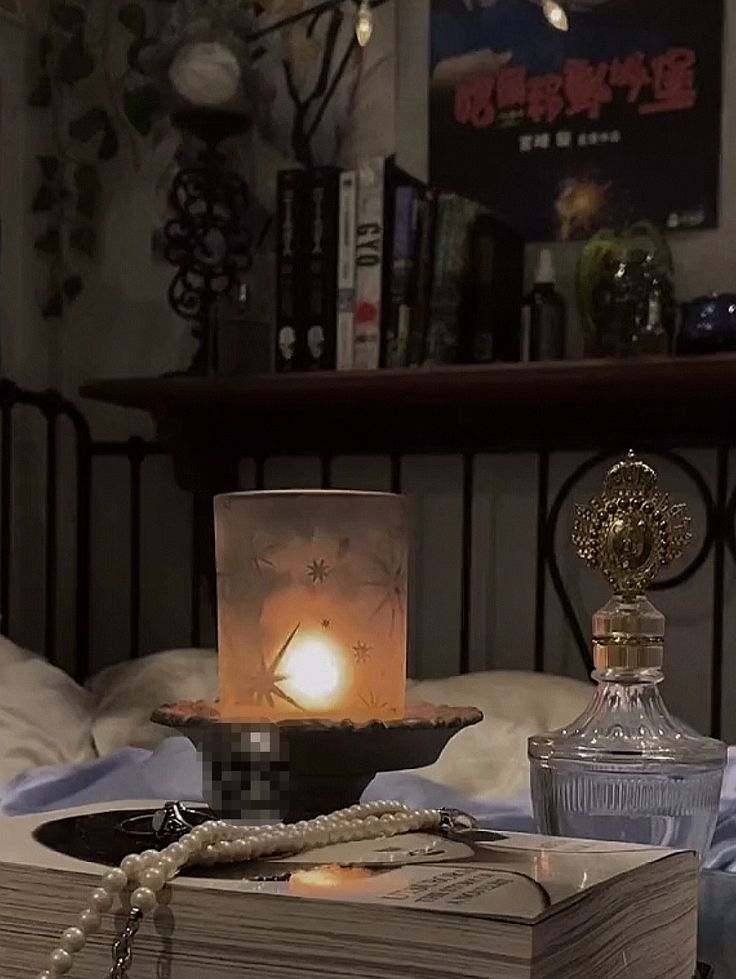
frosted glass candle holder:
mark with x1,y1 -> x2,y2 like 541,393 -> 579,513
215,490 -> 409,722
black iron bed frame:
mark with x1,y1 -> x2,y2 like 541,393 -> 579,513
1,378 -> 732,737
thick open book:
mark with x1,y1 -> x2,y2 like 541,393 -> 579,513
0,801 -> 698,978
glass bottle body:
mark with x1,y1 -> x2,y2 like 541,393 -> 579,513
529,669 -> 725,859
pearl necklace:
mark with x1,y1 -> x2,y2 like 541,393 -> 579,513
37,801 -> 444,978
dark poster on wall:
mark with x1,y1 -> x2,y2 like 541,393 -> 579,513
429,0 -> 724,242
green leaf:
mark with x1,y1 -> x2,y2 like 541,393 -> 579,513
28,74 -> 52,108
39,33 -> 53,68
69,107 -> 109,142
42,291 -> 64,318
63,275 -> 83,301
51,2 -> 85,31
74,163 -> 101,217
34,227 -> 61,254
37,155 -> 60,181
118,3 -> 146,37
31,184 -> 58,212
98,124 -> 120,161
123,83 -> 160,136
70,224 -> 96,257
56,31 -> 94,84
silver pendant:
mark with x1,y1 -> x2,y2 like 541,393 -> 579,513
439,809 -> 507,845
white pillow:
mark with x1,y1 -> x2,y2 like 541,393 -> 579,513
87,649 -> 218,756
0,637 -> 96,785
407,671 -> 593,803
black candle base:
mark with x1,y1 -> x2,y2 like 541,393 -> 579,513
152,702 -> 484,823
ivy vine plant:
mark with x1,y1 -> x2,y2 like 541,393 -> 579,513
29,0 -> 174,317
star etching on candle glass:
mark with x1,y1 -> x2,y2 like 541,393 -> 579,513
352,641 -> 371,664
251,537 -> 276,575
306,558 -> 331,584
364,547 -> 406,630
241,623 -> 304,711
321,619 -> 331,630
360,690 -> 390,712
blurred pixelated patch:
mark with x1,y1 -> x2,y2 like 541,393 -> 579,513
198,724 -> 290,823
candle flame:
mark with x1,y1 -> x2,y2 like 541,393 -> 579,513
281,635 -> 345,710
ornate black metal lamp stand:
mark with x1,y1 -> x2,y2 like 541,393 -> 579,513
163,110 -> 253,375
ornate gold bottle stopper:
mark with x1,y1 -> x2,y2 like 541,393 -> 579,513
572,451 -> 692,600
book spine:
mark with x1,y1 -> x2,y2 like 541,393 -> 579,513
425,194 -> 482,365
275,169 -> 308,373
407,189 -> 437,367
384,186 -> 421,369
305,168 -> 340,371
353,158 -> 386,371
466,221 -> 497,364
336,171 -> 358,371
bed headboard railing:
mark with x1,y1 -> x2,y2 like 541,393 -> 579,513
0,380 -> 166,681
0,379 -> 731,737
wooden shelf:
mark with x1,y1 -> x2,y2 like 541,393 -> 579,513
82,355 -> 736,459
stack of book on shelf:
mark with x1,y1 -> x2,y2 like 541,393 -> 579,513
274,157 -> 525,373
0,802 -> 699,978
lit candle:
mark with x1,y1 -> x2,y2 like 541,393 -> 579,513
215,491 -> 409,722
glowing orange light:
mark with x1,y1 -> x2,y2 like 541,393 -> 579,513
215,491 -> 409,723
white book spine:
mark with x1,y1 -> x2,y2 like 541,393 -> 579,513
353,158 -> 385,370
336,170 -> 357,371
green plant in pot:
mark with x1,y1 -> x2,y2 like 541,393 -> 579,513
576,221 -> 676,358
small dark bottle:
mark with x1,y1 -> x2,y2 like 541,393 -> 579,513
521,249 -> 567,361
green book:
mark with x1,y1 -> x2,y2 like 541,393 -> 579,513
424,194 -> 484,365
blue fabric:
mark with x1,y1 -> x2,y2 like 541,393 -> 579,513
0,739 -> 202,816
2,739 -> 736,872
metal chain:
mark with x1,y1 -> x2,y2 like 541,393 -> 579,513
106,803 -> 207,979
108,908 -> 143,979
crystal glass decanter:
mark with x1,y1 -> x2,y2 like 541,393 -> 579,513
529,454 -> 726,859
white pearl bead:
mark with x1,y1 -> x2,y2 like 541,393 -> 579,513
60,927 -> 86,953
139,849 -> 161,868
48,948 -> 74,974
140,867 -> 166,892
37,971 -> 53,979
232,839 -> 253,860
89,888 -> 113,912
164,842 -> 189,865
158,855 -> 179,879
187,827 -> 209,848
78,909 -> 101,935
120,854 -> 142,878
131,886 -> 157,913
224,841 -> 244,862
102,868 -> 128,893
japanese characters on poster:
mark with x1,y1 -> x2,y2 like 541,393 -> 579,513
429,0 -> 724,242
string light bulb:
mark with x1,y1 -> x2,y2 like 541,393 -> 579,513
542,0 -> 569,31
355,0 -> 374,47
